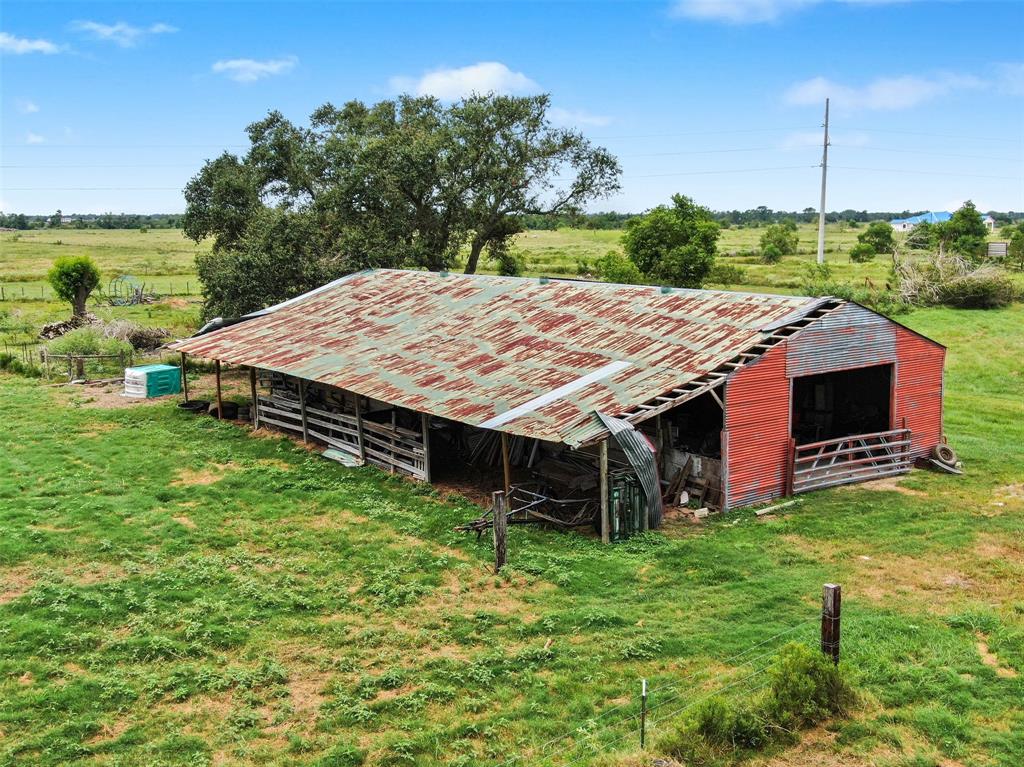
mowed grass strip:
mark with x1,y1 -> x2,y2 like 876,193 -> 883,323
0,306 -> 1022,767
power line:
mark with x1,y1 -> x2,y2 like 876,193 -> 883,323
846,127 -> 1023,144
830,165 -> 1021,180
831,144 -> 1023,163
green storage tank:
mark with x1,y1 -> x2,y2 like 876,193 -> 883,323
124,364 -> 182,398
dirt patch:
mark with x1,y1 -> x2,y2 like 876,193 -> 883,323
842,476 -> 927,497
0,566 -> 36,604
87,718 -> 129,744
171,463 -> 234,486
52,382 -> 146,410
370,683 -> 419,704
18,672 -> 33,686
161,297 -> 190,309
976,634 -> 1018,678
72,561 -> 126,586
172,515 -> 196,529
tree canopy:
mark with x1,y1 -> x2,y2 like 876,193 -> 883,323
759,221 -> 799,257
47,255 -> 100,318
857,221 -> 896,255
621,194 -> 720,288
935,201 -> 988,260
184,94 -> 620,317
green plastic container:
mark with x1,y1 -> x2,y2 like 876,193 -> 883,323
124,364 -> 181,398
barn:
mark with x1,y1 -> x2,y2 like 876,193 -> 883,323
170,269 -> 945,540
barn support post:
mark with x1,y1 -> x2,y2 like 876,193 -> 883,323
492,490 -> 508,573
353,393 -> 366,462
248,367 -> 259,429
178,352 -> 188,401
501,431 -> 512,496
599,438 -> 610,544
214,359 -> 222,419
298,378 -> 309,444
821,583 -> 841,666
421,413 -> 432,482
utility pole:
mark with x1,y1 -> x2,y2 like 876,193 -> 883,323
816,98 -> 830,265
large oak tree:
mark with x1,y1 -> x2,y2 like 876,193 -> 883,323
184,94 -> 620,318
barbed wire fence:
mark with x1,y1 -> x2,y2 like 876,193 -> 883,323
496,584 -> 843,767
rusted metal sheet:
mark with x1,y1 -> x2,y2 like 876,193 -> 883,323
723,342 -> 792,508
893,327 -> 945,458
786,303 -> 896,378
171,270 -> 820,445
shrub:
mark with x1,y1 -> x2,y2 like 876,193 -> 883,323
857,221 -> 895,255
47,327 -> 134,357
593,250 -> 643,285
656,643 -> 855,766
708,263 -> 747,285
936,271 -> 1017,309
759,222 -> 799,256
0,352 -> 44,378
849,243 -> 876,263
760,243 -> 783,264
47,255 -> 101,318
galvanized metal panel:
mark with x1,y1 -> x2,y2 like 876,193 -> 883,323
893,327 -> 945,457
786,303 -> 897,378
724,342 -> 791,508
172,270 -> 820,445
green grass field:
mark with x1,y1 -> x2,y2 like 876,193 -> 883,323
1,303 -> 1021,766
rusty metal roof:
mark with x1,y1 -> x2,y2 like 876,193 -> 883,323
171,270 -> 825,445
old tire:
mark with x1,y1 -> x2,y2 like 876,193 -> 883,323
178,399 -> 209,413
208,401 -> 239,420
932,444 -> 957,467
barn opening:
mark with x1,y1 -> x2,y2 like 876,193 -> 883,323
790,364 -> 892,445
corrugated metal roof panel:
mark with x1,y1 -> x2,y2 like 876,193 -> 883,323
171,269 -> 822,445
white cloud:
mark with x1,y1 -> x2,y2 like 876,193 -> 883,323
26,132 -> 46,144
0,32 -> 61,55
389,62 -> 539,100
784,73 -> 984,111
548,107 -> 612,128
670,0 -> 909,25
780,130 -> 869,150
212,56 -> 297,83
995,62 -> 1024,96
17,100 -> 40,114
71,21 -> 177,47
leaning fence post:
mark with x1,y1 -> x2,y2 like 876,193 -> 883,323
492,490 -> 507,574
640,678 -> 648,748
821,583 -> 841,666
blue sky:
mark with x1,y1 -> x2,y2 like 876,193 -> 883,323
2,0 -> 1022,215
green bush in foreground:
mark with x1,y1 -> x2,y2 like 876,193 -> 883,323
849,243 -> 877,263
656,643 -> 856,766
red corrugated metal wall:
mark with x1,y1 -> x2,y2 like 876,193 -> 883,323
722,314 -> 945,509
723,342 -> 791,508
893,327 -> 945,458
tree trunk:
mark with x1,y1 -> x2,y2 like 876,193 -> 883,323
73,286 -> 89,318
464,237 -> 486,275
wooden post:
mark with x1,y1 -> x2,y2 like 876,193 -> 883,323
354,393 -> 366,462
42,350 -> 50,379
180,352 -> 189,402
640,678 -> 648,749
492,490 -> 508,573
298,378 -> 309,443
214,359 -> 223,419
501,431 -> 512,496
600,438 -> 610,544
421,413 -> 432,482
248,367 -> 259,428
821,583 -> 841,666
786,437 -> 797,496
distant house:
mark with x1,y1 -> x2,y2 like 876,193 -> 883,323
889,211 -> 952,233
980,214 -> 996,232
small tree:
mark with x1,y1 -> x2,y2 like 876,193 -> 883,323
759,222 -> 799,256
1008,225 -> 1024,271
935,201 -> 988,261
761,243 -> 783,264
47,255 -> 101,318
593,250 -> 643,284
849,243 -> 876,263
49,209 -> 63,228
622,194 -> 719,288
857,222 -> 895,255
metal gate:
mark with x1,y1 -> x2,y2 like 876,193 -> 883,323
792,428 -> 912,494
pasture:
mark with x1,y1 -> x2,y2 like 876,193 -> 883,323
0,300 -> 1022,765
1,223 -> 1021,766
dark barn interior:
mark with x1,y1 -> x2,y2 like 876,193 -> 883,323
791,364 -> 892,444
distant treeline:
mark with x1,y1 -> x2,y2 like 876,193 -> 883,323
0,212 -> 182,230
524,207 -> 1023,230
3,208 -> 1021,232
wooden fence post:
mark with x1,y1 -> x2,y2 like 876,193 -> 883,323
821,583 -> 841,666
354,393 -> 366,462
492,490 -> 508,573
421,413 -> 432,482
600,439 -> 610,544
